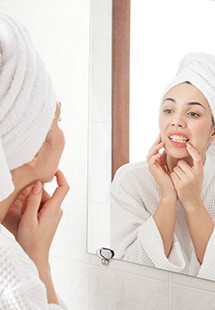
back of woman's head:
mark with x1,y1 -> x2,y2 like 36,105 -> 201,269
0,14 -> 56,202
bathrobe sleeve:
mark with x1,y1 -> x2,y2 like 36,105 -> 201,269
110,163 -> 186,272
0,226 -> 68,310
197,227 -> 215,281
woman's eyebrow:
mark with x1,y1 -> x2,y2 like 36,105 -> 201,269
187,102 -> 206,109
163,97 -> 206,109
163,97 -> 176,103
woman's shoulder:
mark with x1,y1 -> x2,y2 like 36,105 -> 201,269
115,160 -> 148,173
0,226 -> 48,307
112,161 -> 150,186
0,226 -> 38,278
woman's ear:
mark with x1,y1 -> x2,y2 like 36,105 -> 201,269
210,127 -> 215,143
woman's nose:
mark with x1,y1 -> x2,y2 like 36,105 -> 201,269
171,114 -> 186,128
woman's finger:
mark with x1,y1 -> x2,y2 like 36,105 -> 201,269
22,181 -> 43,220
176,160 -> 192,175
42,170 -> 69,213
41,188 -> 51,203
172,166 -> 186,181
148,153 -> 168,176
186,143 -> 203,171
147,142 -> 164,159
154,134 -> 162,144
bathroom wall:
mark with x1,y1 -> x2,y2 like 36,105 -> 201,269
1,1 -> 215,309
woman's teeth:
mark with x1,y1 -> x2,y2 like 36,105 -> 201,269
169,135 -> 189,143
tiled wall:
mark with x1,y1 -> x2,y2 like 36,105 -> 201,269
1,1 -> 215,309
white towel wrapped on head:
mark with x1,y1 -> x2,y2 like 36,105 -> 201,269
163,52 -> 215,118
0,14 -> 56,202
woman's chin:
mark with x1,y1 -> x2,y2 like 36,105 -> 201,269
46,176 -> 55,183
41,168 -> 59,184
165,146 -> 189,159
42,175 -> 55,184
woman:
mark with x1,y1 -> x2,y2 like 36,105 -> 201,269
111,52 -> 215,281
0,15 -> 69,308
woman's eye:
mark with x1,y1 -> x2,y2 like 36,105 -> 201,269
188,112 -> 200,118
163,109 -> 173,114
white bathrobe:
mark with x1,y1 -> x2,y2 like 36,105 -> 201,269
111,151 -> 215,281
0,226 -> 67,309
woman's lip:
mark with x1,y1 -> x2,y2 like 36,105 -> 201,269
169,139 -> 187,148
167,131 -> 189,139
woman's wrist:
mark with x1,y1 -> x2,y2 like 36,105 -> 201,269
36,263 -> 59,305
35,260 -> 51,273
160,194 -> 177,205
182,198 -> 204,213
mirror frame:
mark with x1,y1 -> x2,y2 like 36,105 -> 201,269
112,0 -> 130,178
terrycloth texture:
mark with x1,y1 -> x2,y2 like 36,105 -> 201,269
111,151 -> 215,281
163,52 -> 215,117
0,225 -> 68,309
0,136 -> 14,201
0,14 -> 56,202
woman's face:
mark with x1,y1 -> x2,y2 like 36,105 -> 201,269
36,102 -> 65,182
159,82 -> 215,160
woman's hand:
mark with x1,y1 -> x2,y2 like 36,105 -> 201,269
2,184 -> 52,237
170,143 -> 204,210
148,135 -> 177,256
170,143 -> 214,264
16,170 -> 69,267
2,185 -> 33,236
147,135 -> 177,201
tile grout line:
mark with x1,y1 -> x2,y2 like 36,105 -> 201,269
170,282 -> 215,294
169,273 -> 172,310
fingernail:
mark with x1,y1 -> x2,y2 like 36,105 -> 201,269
32,181 -> 42,194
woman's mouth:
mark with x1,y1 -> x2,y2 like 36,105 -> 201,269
167,133 -> 190,148
169,135 -> 189,143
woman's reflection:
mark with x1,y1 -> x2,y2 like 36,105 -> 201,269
111,52 -> 215,281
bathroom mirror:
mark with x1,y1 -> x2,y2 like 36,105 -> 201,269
88,0 -> 215,281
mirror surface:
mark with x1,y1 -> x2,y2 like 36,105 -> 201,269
88,0 -> 215,281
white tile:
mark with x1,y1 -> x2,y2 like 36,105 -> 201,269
24,0 -> 75,6
24,2 -> 90,87
49,134 -> 89,263
0,0 -> 24,7
90,265 -> 169,310
88,121 -> 112,204
171,285 -> 215,310
88,121 -> 111,254
90,254 -> 170,283
48,164 -> 90,277
0,5 -> 25,20
50,198 -> 89,263
50,256 -> 89,310
89,37 -> 112,123
25,1 -> 90,39
87,201 -> 111,255
90,0 -> 112,38
89,1 -> 112,123
171,272 -> 215,293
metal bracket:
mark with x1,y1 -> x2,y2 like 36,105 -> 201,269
96,247 -> 115,265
